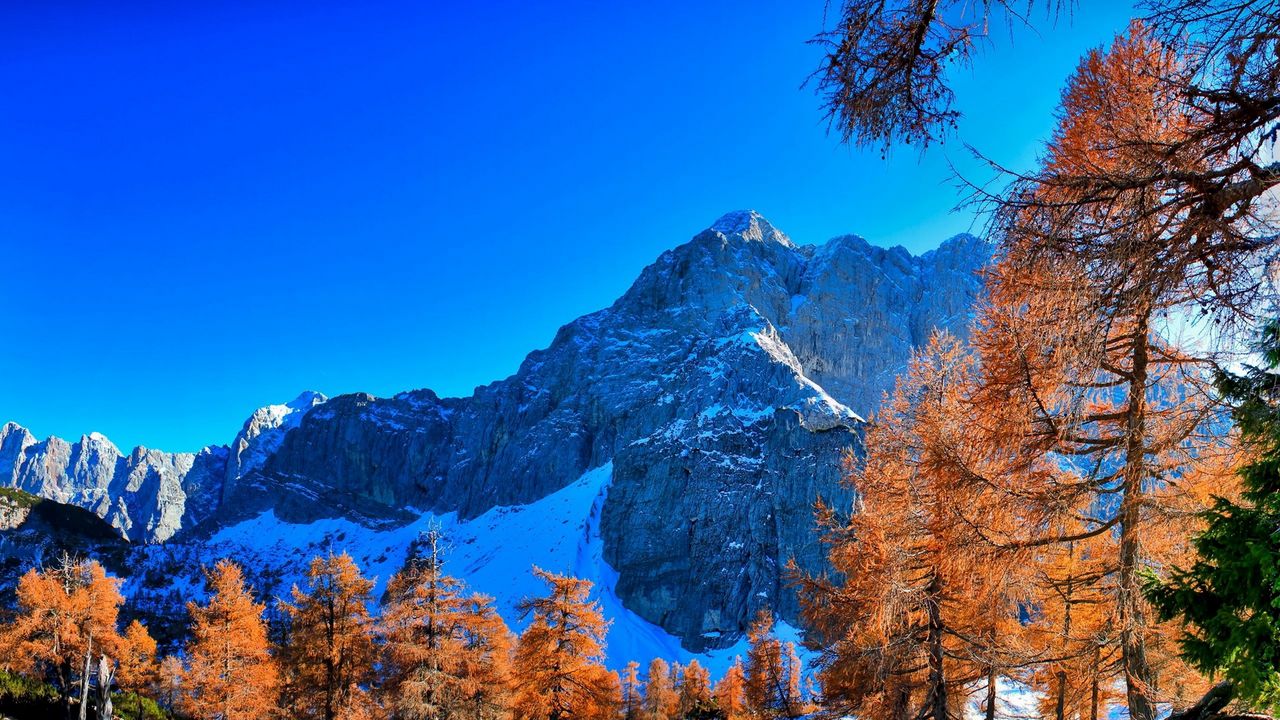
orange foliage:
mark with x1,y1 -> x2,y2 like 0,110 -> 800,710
620,660 -> 642,720
378,530 -> 514,720
677,659 -> 712,716
180,559 -> 280,720
282,552 -> 379,720
512,567 -> 618,720
976,24 -> 1246,719
800,335 -> 1035,720
643,657 -> 678,719
744,610 -> 804,719
1,554 -> 124,717
714,657 -> 748,720
117,619 -> 159,720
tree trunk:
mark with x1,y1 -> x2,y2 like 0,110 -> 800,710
97,654 -> 114,720
78,635 -> 93,720
925,573 -> 947,720
60,660 -> 74,720
1119,321 -> 1156,720
1056,669 -> 1067,720
986,665 -> 998,720
1091,651 -> 1101,720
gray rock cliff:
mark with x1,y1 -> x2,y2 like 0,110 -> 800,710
0,211 -> 988,650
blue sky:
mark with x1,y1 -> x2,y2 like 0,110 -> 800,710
1,0 -> 1136,452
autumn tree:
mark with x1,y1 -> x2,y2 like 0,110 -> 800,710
453,594 -> 516,720
156,655 -> 185,715
798,335 -> 1037,720
643,658 -> 679,720
512,567 -> 617,720
116,620 -> 159,720
181,559 -> 280,720
714,658 -> 748,720
379,530 -> 515,720
1,554 -> 125,720
810,0 -> 1062,149
677,660 -> 712,717
815,0 -> 1280,224
743,611 -> 803,719
959,22 -> 1262,718
1017,533 -> 1121,720
283,552 -> 378,720
620,661 -> 642,720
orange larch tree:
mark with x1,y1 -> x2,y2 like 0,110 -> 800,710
743,610 -> 804,719
181,559 -> 280,720
453,593 -> 516,720
620,661 -> 642,720
643,658 -> 678,720
116,619 -> 159,720
379,529 -> 515,720
511,567 -> 617,720
798,335 -> 1036,720
283,552 -> 378,720
677,659 -> 712,717
714,658 -> 748,720
156,655 -> 185,716
973,23 -> 1254,720
2,554 -> 125,720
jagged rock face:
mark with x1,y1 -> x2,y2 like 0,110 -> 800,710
0,424 -> 202,543
0,211 -> 988,650
0,390 -> 324,543
222,211 -> 987,649
222,390 -> 327,506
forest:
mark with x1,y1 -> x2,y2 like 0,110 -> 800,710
3,0 -> 1280,718
0,533 -> 811,720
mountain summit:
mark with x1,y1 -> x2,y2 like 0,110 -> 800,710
709,209 -> 795,247
0,213 -> 989,654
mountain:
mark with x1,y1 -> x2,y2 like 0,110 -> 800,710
0,211 -> 988,659
0,488 -> 129,608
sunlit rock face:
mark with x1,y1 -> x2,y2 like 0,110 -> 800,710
0,211 -> 988,650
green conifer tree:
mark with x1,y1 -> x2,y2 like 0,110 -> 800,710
1147,319 -> 1280,710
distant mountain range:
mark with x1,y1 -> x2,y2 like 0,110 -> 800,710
0,211 -> 988,664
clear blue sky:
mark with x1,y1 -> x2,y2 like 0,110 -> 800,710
0,0 -> 1136,452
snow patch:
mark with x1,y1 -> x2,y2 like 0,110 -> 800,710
195,463 -> 803,674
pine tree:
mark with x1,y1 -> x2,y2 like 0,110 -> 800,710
1147,319 -> 1280,711
181,559 -> 280,720
283,552 -> 378,720
714,658 -> 747,720
643,658 -> 678,720
379,530 -> 515,720
512,567 -> 616,720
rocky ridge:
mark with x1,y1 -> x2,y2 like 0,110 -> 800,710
0,211 -> 988,651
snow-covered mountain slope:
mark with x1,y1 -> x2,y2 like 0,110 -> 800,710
128,463 -> 803,673
0,211 -> 989,654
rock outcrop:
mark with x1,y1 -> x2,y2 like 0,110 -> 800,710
0,390 -> 326,543
0,211 -> 988,650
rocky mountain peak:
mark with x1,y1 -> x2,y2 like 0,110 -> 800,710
709,209 -> 793,247
0,213 -> 991,653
